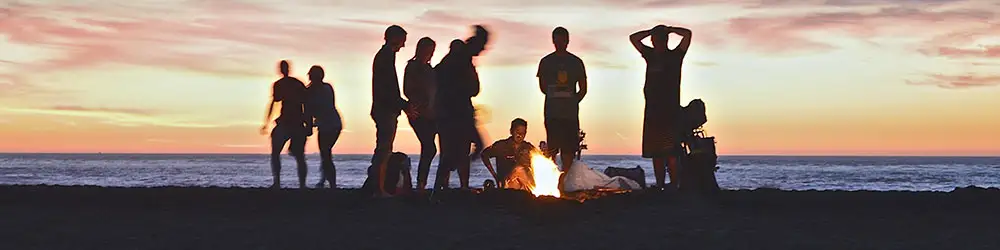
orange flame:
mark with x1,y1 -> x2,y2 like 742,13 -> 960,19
528,150 -> 562,198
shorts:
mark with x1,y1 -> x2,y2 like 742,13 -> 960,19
545,117 -> 580,157
271,122 -> 308,157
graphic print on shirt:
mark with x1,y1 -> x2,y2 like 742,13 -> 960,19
550,62 -> 573,98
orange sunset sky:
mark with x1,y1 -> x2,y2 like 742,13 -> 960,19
1,0 -> 999,156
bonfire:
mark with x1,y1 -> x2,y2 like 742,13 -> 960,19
527,150 -> 562,198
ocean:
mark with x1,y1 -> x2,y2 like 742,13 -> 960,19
1,153 -> 997,191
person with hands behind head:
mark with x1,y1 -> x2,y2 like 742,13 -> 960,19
629,24 -> 693,190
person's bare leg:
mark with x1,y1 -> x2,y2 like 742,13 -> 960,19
269,130 -> 287,190
560,151 -> 574,173
377,155 -> 392,197
457,155 -> 471,189
667,155 -> 679,189
270,149 -> 282,189
296,154 -> 307,189
653,157 -> 666,189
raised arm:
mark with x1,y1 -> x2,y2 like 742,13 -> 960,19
630,29 -> 652,53
668,26 -> 693,55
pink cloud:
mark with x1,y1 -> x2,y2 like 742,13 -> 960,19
399,10 -> 618,66
907,73 -> 1000,88
726,7 -> 995,54
922,45 -> 1000,58
0,1 -> 384,85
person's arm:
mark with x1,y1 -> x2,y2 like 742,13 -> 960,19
374,56 -> 411,116
577,58 -> 588,102
668,26 -> 693,56
536,58 -> 547,95
261,99 -> 275,135
480,144 -> 499,182
402,62 -> 421,119
303,87 -> 315,129
469,65 -> 480,98
630,29 -> 653,53
261,83 -> 279,135
402,62 -> 417,101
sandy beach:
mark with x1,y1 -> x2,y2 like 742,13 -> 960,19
2,185 -> 998,250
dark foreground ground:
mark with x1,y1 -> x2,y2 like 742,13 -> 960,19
2,185 -> 999,250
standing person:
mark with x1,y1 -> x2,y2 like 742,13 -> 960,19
304,65 -> 343,189
403,37 -> 438,191
371,25 -> 415,197
629,24 -> 692,190
536,27 -> 588,172
260,60 -> 310,189
434,25 -> 490,190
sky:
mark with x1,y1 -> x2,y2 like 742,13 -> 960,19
1,0 -> 999,156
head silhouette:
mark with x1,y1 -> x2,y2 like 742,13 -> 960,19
278,60 -> 290,77
552,27 -> 569,52
449,39 -> 465,52
650,25 -> 669,52
413,37 -> 436,63
384,25 -> 408,52
308,65 -> 324,82
510,118 -> 528,144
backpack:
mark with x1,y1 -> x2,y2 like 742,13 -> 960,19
362,152 -> 413,195
677,99 -> 720,194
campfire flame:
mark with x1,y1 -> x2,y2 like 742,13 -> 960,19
528,150 -> 562,198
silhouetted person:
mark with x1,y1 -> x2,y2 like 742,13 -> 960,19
434,25 -> 490,190
260,60 -> 310,189
469,106 -> 487,161
537,27 -> 588,172
403,37 -> 438,191
371,25 -> 415,197
304,65 -> 342,189
481,118 -> 536,188
630,24 -> 692,190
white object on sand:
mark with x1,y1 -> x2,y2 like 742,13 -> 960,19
561,161 -> 642,192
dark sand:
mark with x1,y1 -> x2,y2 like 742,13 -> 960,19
2,185 -> 999,250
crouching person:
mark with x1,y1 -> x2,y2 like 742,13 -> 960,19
362,152 -> 414,196
481,118 -> 536,190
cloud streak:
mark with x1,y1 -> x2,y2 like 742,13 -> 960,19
726,7 -> 996,54
2,106 -> 257,128
907,73 -> 1000,89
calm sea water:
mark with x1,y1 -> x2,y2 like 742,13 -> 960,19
0,154 -> 997,191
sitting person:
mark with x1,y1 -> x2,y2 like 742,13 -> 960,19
480,118 -> 536,189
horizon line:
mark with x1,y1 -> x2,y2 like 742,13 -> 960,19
1,152 -> 997,158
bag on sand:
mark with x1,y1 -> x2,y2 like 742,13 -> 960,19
603,166 -> 647,189
362,152 -> 413,195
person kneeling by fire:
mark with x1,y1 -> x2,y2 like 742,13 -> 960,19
480,118 -> 537,190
